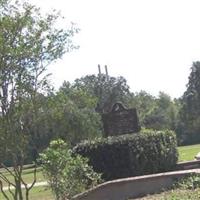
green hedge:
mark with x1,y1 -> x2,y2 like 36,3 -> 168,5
73,130 -> 178,181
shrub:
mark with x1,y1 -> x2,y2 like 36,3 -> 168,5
173,173 -> 200,190
74,130 -> 178,181
39,139 -> 102,200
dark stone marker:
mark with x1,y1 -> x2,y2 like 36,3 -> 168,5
102,103 -> 140,137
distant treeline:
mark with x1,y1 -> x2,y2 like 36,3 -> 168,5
1,62 -> 200,164
22,61 -> 200,162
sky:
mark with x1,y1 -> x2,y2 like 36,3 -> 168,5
30,0 -> 200,98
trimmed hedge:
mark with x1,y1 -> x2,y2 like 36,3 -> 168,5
73,130 -> 178,181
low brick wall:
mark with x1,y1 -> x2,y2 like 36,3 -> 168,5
72,169 -> 200,200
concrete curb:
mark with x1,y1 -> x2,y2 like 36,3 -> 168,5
72,169 -> 200,200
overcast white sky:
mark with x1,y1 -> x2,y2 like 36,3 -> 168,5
30,0 -> 200,98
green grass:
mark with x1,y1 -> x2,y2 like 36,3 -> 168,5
0,167 -> 45,187
0,165 -> 52,199
0,166 -> 53,199
178,144 -> 200,162
0,186 -> 54,200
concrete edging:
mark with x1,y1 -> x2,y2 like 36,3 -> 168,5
177,159 -> 200,170
72,168 -> 200,200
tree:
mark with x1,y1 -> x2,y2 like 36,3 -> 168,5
73,74 -> 130,113
43,81 -> 103,145
179,61 -> 200,144
0,0 -> 78,199
127,90 -> 156,127
128,91 -> 180,131
143,92 -> 179,130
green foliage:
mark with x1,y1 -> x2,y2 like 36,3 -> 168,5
74,130 -> 178,181
0,0 -> 78,160
0,0 -> 78,199
18,81 -> 103,162
127,91 -> 156,126
178,62 -> 200,144
47,82 -> 103,144
73,74 -> 130,113
174,174 -> 200,190
128,91 -> 180,131
39,139 -> 102,200
144,92 -> 179,130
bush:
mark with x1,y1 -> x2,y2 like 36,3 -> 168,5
173,173 -> 200,190
39,139 -> 102,200
73,130 -> 178,181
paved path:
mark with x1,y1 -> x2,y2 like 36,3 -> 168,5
3,181 -> 48,191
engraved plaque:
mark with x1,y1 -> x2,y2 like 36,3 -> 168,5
102,103 -> 140,137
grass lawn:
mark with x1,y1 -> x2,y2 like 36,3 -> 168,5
0,186 -> 54,200
178,144 -> 200,162
0,165 -> 53,199
0,166 -> 45,187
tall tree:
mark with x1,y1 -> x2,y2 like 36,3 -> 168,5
128,91 -> 180,131
44,81 -> 103,144
179,61 -> 200,144
127,91 -> 156,127
0,0 -> 78,199
143,92 -> 179,130
73,74 -> 130,113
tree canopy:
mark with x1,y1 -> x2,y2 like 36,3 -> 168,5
0,0 -> 78,198
178,61 -> 200,144
73,74 -> 130,113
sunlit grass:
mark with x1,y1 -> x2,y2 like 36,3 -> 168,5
178,144 -> 200,162
0,166 -> 45,187
0,186 -> 54,200
0,165 -> 52,199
